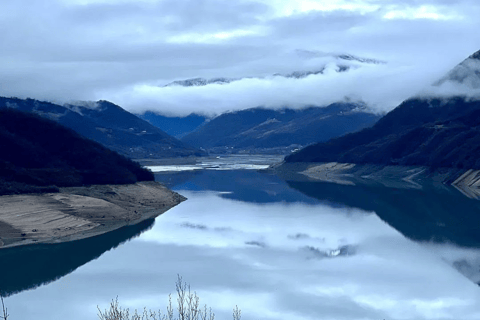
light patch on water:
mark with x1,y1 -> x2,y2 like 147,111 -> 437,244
205,164 -> 271,170
147,165 -> 202,172
146,164 -> 271,172
138,191 -> 383,251
146,154 -> 283,172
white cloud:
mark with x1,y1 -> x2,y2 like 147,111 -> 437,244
0,0 -> 479,115
257,0 -> 382,17
382,4 -> 464,20
166,26 -> 268,44
104,58 -> 451,116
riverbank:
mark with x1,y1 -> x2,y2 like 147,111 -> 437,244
271,162 -> 480,199
0,181 -> 186,249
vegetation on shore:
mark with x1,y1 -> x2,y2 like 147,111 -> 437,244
1,297 -> 8,320
0,108 -> 154,195
97,276 -> 241,320
1,276 -> 242,320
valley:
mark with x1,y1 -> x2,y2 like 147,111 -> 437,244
1,1 -> 480,319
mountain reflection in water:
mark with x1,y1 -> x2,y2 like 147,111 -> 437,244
3,162 -> 480,320
0,219 -> 155,297
287,180 -> 480,248
155,169 -> 318,204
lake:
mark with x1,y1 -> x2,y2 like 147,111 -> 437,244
2,155 -> 480,320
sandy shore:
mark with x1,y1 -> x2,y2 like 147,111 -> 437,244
0,181 -> 185,249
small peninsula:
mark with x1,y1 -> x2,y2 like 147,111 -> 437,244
0,108 -> 185,248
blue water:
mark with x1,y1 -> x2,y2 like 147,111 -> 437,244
3,157 -> 480,320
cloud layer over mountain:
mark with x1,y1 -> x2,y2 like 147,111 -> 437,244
1,0 -> 480,115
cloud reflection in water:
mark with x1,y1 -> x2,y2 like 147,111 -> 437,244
131,191 -> 480,320
5,190 -> 480,320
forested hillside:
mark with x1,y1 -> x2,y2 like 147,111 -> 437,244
0,108 -> 154,195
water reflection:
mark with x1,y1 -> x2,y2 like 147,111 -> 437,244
286,180 -> 480,285
3,169 -> 480,320
0,219 -> 154,297
156,170 -> 318,204
132,191 -> 480,320
286,180 -> 480,247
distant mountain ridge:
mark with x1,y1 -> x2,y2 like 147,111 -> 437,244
164,52 -> 384,87
286,49 -> 480,171
137,112 -> 207,138
181,103 -> 381,154
0,97 -> 204,159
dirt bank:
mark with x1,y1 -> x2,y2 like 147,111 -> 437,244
272,162 -> 480,199
0,181 -> 185,249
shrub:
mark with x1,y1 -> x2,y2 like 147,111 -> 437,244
97,275 -> 241,320
1,297 -> 8,320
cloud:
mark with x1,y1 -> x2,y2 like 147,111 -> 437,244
105,57 -> 452,116
0,0 -> 480,116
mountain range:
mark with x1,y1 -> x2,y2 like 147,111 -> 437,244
137,112 -> 207,138
164,52 -> 384,87
0,98 -> 204,159
181,103 -> 380,154
286,50 -> 480,171
137,52 -> 385,154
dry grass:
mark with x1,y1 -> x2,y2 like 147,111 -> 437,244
1,297 -> 8,320
97,275 -> 241,320
0,276 -> 240,320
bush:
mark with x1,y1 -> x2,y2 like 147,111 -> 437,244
1,297 -> 8,320
97,275 -> 241,320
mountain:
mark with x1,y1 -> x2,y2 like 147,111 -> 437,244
0,108 -> 153,195
0,97 -> 204,159
286,50 -> 480,170
165,77 -> 235,87
137,112 -> 207,138
164,52 -> 384,87
181,103 -> 381,154
435,50 -> 480,88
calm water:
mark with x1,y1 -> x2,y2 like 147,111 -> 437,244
3,156 -> 480,320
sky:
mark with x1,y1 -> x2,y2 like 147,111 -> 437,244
1,0 -> 480,116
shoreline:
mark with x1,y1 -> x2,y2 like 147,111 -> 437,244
271,161 -> 480,199
0,181 -> 185,249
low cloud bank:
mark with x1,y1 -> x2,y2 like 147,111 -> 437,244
105,59 -> 460,117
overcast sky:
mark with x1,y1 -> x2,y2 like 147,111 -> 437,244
1,0 -> 480,116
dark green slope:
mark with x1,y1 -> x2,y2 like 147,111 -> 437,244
182,103 -> 380,152
286,97 -> 480,169
285,97 -> 480,169
137,112 -> 207,138
0,97 -> 204,159
0,108 -> 154,195
286,49 -> 480,169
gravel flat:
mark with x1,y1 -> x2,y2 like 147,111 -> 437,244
0,181 -> 185,249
